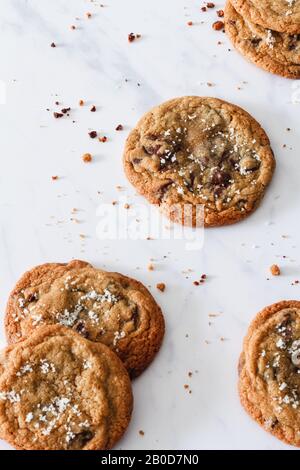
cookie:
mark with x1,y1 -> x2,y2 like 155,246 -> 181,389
123,97 -> 275,227
230,0 -> 300,34
239,301 -> 300,447
5,260 -> 165,378
225,1 -> 300,79
0,325 -> 133,450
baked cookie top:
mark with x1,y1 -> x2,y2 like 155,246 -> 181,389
0,325 -> 133,450
231,0 -> 300,34
5,260 -> 165,378
123,97 -> 275,227
225,1 -> 300,79
239,301 -> 300,447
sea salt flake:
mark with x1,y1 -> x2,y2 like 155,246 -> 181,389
25,412 -> 34,423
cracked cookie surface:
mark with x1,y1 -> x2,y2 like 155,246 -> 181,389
0,325 -> 133,450
5,260 -> 165,378
231,0 -> 300,34
239,301 -> 300,447
123,97 -> 275,227
225,1 -> 300,79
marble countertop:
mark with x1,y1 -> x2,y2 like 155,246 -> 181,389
0,0 -> 299,451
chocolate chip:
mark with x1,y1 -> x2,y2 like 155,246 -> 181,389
157,181 -> 173,201
143,144 -> 161,155
75,321 -> 89,338
271,419 -> 279,429
88,131 -> 97,139
288,35 -> 300,51
27,293 -> 38,302
61,107 -> 71,114
68,430 -> 94,449
53,112 -> 64,119
250,37 -> 262,47
278,314 -> 293,340
211,170 -> 231,187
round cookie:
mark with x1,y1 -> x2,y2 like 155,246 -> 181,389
225,1 -> 300,79
239,301 -> 300,447
5,260 -> 165,378
123,96 -> 275,227
0,325 -> 133,450
230,0 -> 300,34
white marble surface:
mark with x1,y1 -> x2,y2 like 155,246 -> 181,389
0,0 -> 300,451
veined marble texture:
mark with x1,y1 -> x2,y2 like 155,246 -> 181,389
0,0 -> 299,450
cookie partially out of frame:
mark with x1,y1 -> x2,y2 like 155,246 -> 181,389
123,96 -> 275,227
239,301 -> 300,447
230,0 -> 300,34
225,1 -> 300,79
0,325 -> 133,450
5,260 -> 165,378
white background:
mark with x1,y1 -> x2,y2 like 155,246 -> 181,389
0,0 -> 299,450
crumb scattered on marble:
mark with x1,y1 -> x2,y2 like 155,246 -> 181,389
270,264 -> 281,276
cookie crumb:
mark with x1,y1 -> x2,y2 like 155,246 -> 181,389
148,264 -> 154,271
270,264 -> 281,276
187,21 -> 193,26
116,124 -> 123,131
124,203 -> 130,209
86,12 -> 92,18
89,131 -> 97,139
99,136 -> 107,142
139,430 -> 145,436
156,283 -> 166,292
51,176 -> 58,181
79,99 -> 85,106
90,105 -> 96,112
128,33 -> 137,42
82,153 -> 92,163
53,112 -> 63,119
212,21 -> 224,30
50,42 -> 56,48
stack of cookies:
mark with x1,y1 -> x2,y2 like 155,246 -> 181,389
225,0 -> 300,79
0,260 -> 165,450
239,301 -> 300,447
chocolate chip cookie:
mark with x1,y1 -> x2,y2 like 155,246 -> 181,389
123,97 -> 275,227
239,301 -> 300,447
5,260 -> 165,378
0,325 -> 133,450
225,1 -> 300,79
231,0 -> 300,34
